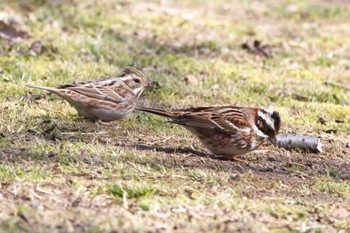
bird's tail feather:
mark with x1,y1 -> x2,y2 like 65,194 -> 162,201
26,84 -> 59,93
136,107 -> 179,119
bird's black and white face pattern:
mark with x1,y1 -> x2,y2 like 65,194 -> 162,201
255,109 -> 281,143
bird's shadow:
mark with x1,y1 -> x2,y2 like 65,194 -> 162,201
114,143 -> 286,177
115,142 -> 262,169
115,143 -> 208,158
114,142 -> 350,181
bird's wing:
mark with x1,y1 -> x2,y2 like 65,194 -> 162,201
60,78 -> 134,103
177,107 -> 251,134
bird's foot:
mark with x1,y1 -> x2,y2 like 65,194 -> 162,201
210,154 -> 246,163
95,120 -> 112,126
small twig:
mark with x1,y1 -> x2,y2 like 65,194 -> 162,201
276,134 -> 322,153
60,132 -> 107,135
325,81 -> 350,91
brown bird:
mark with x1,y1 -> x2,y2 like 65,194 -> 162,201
137,106 -> 281,160
27,67 -> 152,123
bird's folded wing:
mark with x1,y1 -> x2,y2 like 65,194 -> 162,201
67,83 -> 133,104
168,111 -> 222,133
209,111 -> 251,134
174,115 -> 217,130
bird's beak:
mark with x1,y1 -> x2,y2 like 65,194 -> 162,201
269,137 -> 277,146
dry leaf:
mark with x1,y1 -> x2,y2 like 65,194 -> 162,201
241,39 -> 273,58
0,20 -> 29,41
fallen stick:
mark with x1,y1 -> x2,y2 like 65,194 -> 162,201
325,81 -> 350,91
60,132 -> 107,135
276,134 -> 322,153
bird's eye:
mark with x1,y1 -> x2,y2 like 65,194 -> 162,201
257,120 -> 264,129
134,79 -> 140,83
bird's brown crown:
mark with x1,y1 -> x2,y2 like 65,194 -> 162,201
119,67 -> 152,97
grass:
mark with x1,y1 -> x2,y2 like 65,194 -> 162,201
0,0 -> 350,232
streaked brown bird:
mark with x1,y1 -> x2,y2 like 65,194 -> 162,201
27,67 -> 152,123
137,106 -> 281,160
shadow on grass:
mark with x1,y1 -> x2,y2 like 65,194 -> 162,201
1,137 -> 350,182
116,143 -> 208,157
115,142 -> 350,181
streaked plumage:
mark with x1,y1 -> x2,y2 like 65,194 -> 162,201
27,67 -> 152,123
137,106 -> 281,159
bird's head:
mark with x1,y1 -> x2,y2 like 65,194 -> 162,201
120,66 -> 153,97
255,109 -> 281,145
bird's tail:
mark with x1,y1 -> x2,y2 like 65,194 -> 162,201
136,107 -> 181,119
26,84 -> 59,93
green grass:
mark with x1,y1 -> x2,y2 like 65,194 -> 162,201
107,183 -> 157,199
0,0 -> 350,232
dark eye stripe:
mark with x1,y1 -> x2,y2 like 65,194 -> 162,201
260,109 -> 267,114
257,115 -> 275,135
272,111 -> 281,132
257,116 -> 265,124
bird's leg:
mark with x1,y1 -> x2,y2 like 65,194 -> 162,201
210,153 -> 246,163
95,119 -> 112,126
227,156 -> 246,163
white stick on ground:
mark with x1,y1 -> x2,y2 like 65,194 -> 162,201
276,134 -> 323,153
